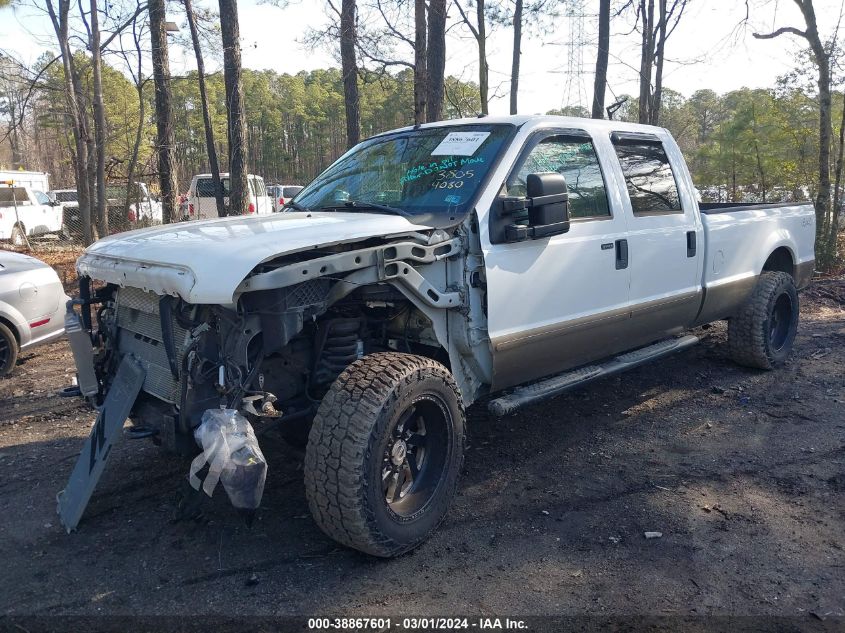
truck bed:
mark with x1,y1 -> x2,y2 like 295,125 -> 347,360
693,201 -> 815,325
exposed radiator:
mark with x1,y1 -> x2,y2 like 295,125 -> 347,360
115,287 -> 191,404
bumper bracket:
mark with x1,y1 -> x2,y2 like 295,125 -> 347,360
56,355 -> 146,532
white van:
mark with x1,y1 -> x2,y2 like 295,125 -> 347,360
187,173 -> 272,219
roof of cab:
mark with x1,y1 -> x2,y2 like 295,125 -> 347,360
369,114 -> 668,139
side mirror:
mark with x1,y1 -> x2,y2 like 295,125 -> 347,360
526,172 -> 570,230
500,172 -> 570,242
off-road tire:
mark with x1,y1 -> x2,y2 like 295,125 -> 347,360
304,352 -> 465,557
728,271 -> 799,370
0,322 -> 19,377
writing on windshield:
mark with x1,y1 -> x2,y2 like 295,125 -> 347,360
294,125 -> 512,217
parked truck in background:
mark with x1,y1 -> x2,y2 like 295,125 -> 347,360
0,184 -> 64,245
63,115 -> 815,556
268,184 -> 304,212
51,182 -> 162,238
187,173 -> 272,218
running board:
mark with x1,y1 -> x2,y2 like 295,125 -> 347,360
488,335 -> 699,416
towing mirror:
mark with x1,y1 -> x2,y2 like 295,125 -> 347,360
526,172 -> 570,232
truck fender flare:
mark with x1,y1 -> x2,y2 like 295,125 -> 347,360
756,237 -> 796,276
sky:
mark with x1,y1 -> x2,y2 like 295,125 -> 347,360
1,0 -> 843,116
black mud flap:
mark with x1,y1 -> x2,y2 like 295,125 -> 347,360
56,356 -> 146,533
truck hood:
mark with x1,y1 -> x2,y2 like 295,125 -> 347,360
77,212 -> 433,304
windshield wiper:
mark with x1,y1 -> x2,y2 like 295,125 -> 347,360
318,200 -> 411,218
283,200 -> 310,212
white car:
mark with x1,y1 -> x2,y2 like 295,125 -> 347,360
64,115 -> 815,554
0,185 -> 63,246
268,184 -> 304,212
187,173 -> 272,219
0,251 -> 69,376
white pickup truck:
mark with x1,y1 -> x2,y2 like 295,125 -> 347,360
0,184 -> 64,245
63,115 -> 815,556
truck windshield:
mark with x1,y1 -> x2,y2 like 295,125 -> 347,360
295,124 -> 513,218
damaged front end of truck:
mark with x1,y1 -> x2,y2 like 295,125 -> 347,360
58,218 -> 492,531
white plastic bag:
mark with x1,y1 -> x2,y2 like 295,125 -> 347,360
188,409 -> 267,510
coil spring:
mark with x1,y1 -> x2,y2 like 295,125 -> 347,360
314,318 -> 363,385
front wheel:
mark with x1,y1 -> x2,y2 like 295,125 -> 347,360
728,271 -> 799,369
304,352 -> 465,557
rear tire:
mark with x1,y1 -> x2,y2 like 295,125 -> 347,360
0,322 -> 19,377
728,271 -> 799,370
304,352 -> 465,557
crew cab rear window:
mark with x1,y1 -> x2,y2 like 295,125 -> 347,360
506,135 -> 610,219
612,137 -> 681,215
54,191 -> 78,203
195,178 -> 231,197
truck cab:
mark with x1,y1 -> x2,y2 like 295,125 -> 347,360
63,115 -> 815,556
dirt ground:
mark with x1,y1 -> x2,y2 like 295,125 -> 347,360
0,272 -> 844,620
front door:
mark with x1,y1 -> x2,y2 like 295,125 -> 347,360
484,129 -> 632,391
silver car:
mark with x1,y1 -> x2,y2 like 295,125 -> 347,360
0,251 -> 69,376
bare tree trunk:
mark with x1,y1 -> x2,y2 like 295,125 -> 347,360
149,0 -> 177,224
592,0 -> 610,119
340,0 -> 360,147
815,52 -> 833,262
426,0 -> 446,122
7,98 -> 23,169
649,0 -> 667,125
219,0 -> 249,214
123,20 -> 145,223
413,0 -> 427,125
825,87 -> 843,259
185,0 -> 225,217
477,0 -> 488,114
509,0 -> 523,115
89,0 -> 108,236
638,0 -> 654,124
45,0 -> 94,244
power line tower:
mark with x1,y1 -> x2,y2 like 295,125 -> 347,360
561,0 -> 587,111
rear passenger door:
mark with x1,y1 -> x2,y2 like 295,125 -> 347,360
609,131 -> 703,337
485,129 -> 633,391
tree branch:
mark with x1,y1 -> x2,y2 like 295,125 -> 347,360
753,26 -> 807,40
453,0 -> 479,40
